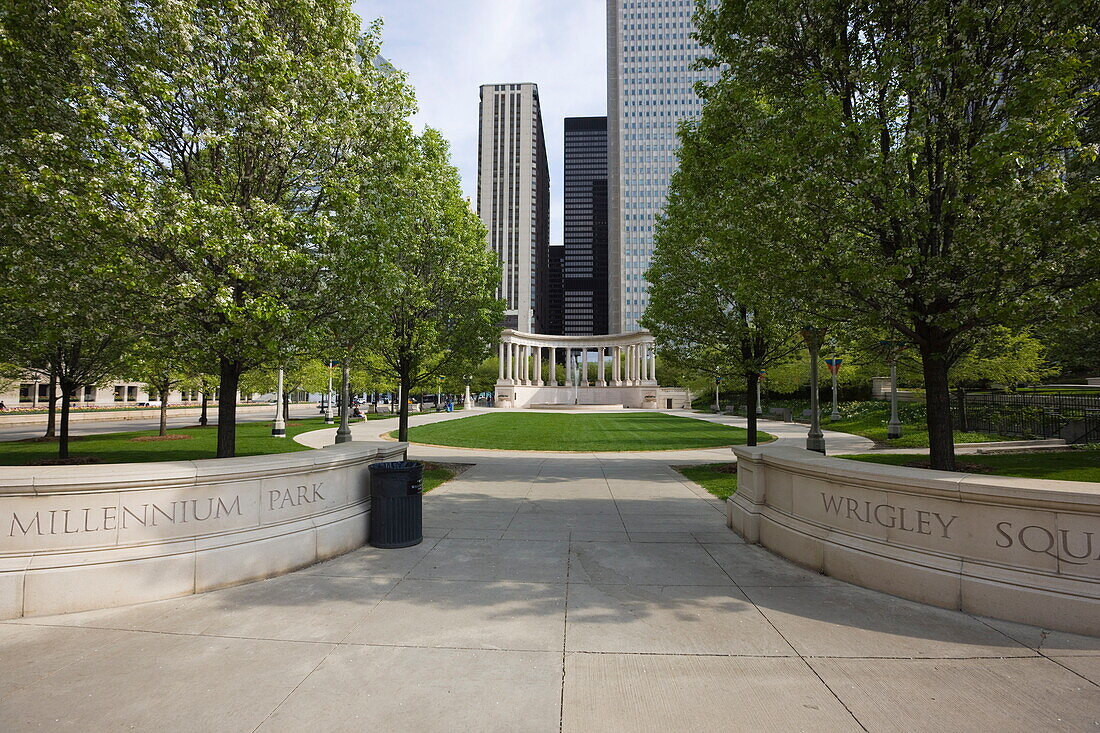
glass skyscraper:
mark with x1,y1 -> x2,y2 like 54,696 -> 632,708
563,116 -> 609,335
607,0 -> 721,332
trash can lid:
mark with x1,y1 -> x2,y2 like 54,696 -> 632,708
369,461 -> 422,472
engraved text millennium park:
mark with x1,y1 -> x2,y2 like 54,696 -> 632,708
7,496 -> 243,537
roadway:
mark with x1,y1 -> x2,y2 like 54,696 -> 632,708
0,405 -> 321,443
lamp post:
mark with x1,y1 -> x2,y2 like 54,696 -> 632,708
324,360 -> 334,424
272,367 -> 286,437
757,371 -> 764,415
199,381 -> 209,427
335,362 -> 352,444
800,327 -> 826,454
464,375 -> 474,410
825,357 -> 843,421
880,340 -> 906,440
436,376 -> 442,412
713,376 -> 721,413
573,350 -> 585,404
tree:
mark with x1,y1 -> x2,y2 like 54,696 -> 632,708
642,94 -> 806,445
80,0 -> 415,457
1042,284 -> 1100,380
367,129 -> 504,441
129,344 -> 192,437
693,0 -> 1098,469
0,0 -> 148,457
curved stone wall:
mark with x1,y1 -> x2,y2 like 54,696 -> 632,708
728,445 -> 1100,637
0,441 -> 406,619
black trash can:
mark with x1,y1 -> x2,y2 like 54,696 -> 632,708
368,461 -> 423,548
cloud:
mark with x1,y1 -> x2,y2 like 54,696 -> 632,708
352,0 -> 607,243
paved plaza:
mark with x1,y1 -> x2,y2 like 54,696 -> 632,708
1,412 -> 1097,731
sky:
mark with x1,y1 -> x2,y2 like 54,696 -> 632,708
351,0 -> 608,244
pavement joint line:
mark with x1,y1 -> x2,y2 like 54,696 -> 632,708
250,533 -> 447,731
967,613 -> 1100,687
696,539 -> 869,732
2,618 -> 1081,662
559,510 -> 573,733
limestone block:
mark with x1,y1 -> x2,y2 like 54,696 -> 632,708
194,522 -> 318,592
822,537 -> 962,609
23,549 -> 196,617
960,570 -> 1100,637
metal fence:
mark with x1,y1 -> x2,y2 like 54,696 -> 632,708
952,392 -> 1100,443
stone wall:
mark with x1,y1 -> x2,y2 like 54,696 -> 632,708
0,441 -> 406,619
728,445 -> 1100,637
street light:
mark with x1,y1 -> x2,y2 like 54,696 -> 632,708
800,327 -> 826,454
757,371 -> 764,415
713,375 -> 721,413
573,351 -> 581,405
825,357 -> 843,421
335,361 -> 352,444
463,375 -> 474,410
272,367 -> 286,438
880,340 -> 907,440
324,360 -> 334,425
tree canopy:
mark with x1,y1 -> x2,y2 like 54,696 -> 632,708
684,0 -> 1098,468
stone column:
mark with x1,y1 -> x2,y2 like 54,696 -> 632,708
650,342 -> 657,383
535,346 -> 543,386
613,346 -> 621,385
549,346 -> 558,386
522,345 -> 530,385
504,340 -> 513,384
566,347 -> 572,385
498,342 -> 505,381
642,343 -> 650,382
581,348 -> 588,387
597,347 -> 606,386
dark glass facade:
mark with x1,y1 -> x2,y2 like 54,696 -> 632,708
562,116 -> 609,335
538,245 -> 565,335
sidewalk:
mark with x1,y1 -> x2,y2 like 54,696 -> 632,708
1,446 -> 1096,730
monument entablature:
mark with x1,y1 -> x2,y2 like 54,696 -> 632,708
495,329 -> 659,409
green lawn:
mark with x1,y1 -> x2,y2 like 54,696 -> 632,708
823,413 -> 1010,448
400,412 -> 771,452
675,463 -> 738,500
841,450 -> 1100,483
0,418 -> 332,465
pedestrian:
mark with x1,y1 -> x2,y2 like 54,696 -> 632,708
0,400 -> 6,411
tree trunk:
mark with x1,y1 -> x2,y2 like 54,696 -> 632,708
920,345 -> 956,471
58,379 -> 73,459
746,371 -> 759,447
44,367 -> 58,438
158,381 -> 169,436
216,358 -> 242,458
398,372 -> 411,442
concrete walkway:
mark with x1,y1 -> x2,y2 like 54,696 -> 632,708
0,405 -> 320,442
1,410 -> 1097,731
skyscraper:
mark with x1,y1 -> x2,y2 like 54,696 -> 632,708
607,0 -> 721,332
538,244 -> 566,335
562,116 -> 609,335
477,82 -> 550,333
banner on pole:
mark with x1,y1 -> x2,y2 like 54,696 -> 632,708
824,358 -> 842,376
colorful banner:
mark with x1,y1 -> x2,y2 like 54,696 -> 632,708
824,358 -> 842,376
